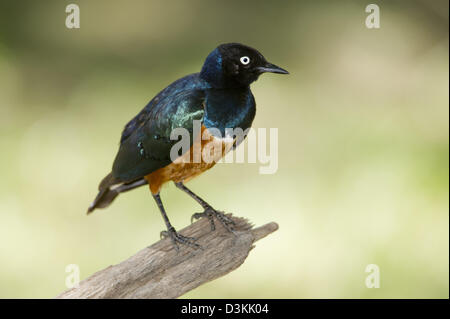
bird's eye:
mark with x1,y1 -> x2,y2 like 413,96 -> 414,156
240,56 -> 250,65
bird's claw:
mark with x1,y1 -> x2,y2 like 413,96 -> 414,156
160,227 -> 201,251
191,207 -> 236,233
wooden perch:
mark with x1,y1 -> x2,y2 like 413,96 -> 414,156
57,215 -> 278,299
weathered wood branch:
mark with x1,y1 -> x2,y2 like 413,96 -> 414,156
57,215 -> 278,299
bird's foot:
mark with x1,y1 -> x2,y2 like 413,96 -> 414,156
160,227 -> 201,251
191,207 -> 235,233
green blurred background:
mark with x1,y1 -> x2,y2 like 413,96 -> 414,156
0,0 -> 448,298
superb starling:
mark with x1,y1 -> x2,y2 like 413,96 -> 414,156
87,43 -> 288,249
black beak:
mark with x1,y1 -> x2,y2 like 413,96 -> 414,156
256,62 -> 289,75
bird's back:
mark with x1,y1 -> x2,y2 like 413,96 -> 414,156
121,73 -> 210,143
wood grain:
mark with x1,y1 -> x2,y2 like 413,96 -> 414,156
57,214 -> 278,299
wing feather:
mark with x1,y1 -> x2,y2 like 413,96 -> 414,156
112,89 -> 205,182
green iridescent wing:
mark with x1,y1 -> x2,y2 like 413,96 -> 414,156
112,89 -> 205,183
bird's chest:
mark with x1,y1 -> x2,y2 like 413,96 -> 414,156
145,88 -> 255,194
203,88 -> 256,137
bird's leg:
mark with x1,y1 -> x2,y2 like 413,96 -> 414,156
174,182 -> 235,233
152,193 -> 200,251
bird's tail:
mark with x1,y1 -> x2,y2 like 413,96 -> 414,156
87,173 -> 148,214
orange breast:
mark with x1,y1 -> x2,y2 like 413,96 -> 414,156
145,125 -> 234,194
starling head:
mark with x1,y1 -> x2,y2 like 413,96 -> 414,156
200,43 -> 289,88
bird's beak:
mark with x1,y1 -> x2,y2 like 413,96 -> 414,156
256,62 -> 289,75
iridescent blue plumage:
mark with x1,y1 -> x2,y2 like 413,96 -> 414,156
204,88 -> 255,136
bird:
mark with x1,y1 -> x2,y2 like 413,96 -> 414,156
87,43 -> 288,249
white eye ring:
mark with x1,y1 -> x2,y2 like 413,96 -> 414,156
240,56 -> 250,65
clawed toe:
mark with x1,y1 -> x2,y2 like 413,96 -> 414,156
191,212 -> 209,224
160,227 -> 201,251
190,207 -> 235,233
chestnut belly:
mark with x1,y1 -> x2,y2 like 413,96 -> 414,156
145,125 -> 234,194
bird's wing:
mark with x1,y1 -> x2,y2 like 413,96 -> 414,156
120,73 -> 202,144
111,89 -> 205,183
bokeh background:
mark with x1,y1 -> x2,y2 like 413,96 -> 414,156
0,0 -> 448,298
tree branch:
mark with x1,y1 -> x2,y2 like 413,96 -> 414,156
56,215 -> 278,299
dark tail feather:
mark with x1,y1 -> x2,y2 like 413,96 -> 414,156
98,172 -> 116,191
87,174 -> 148,214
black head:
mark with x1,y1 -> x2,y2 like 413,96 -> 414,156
200,43 -> 288,88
